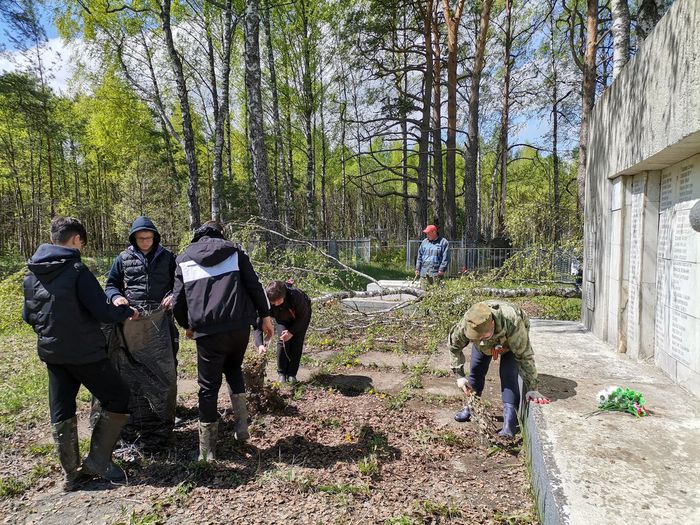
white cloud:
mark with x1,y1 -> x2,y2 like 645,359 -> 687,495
0,37 -> 79,95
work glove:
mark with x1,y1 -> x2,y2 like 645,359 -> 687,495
456,377 -> 471,394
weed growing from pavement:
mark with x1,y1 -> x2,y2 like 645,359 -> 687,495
386,358 -> 429,409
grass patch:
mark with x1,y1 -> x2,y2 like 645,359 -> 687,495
384,517 -> 415,525
357,453 -> 379,477
176,337 -> 198,379
416,499 -> 461,519
0,477 -> 27,499
0,335 -> 48,435
316,482 -> 369,495
27,443 -> 54,457
0,270 -> 32,336
115,503 -> 166,525
0,463 -> 52,499
351,262 -> 411,282
494,510 -> 538,524
415,429 -> 467,447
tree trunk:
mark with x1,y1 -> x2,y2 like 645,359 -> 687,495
160,0 -> 201,229
576,0 -> 598,212
263,0 -> 289,229
282,53 -> 296,229
442,0 -> 465,239
207,0 -> 234,223
488,144 -> 501,242
550,1 -> 561,244
496,0 -> 512,239
320,82 -> 328,238
611,0 -> 630,79
431,4 -> 444,229
464,0 -> 494,246
301,0 -> 316,237
244,0 -> 280,233
416,0 -> 433,231
637,0 -> 662,43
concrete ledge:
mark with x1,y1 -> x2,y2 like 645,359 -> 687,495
525,320 -> 700,525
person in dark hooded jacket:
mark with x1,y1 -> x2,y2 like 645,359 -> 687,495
172,220 -> 273,461
105,216 -> 178,354
252,280 -> 312,384
23,217 -> 139,490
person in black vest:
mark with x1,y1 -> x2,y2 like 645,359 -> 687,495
23,217 -> 139,490
172,221 -> 273,461
253,280 -> 312,384
105,216 -> 178,355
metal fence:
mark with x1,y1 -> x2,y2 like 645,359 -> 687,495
250,238 -> 372,264
406,241 -> 579,282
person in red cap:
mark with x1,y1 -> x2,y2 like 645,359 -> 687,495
414,224 -> 450,288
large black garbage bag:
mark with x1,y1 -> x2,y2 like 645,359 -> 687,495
107,309 -> 177,449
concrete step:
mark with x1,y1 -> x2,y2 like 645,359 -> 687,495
366,279 -> 417,292
525,319 -> 700,525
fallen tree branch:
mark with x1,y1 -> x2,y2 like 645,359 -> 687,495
472,287 -> 581,298
227,218 -> 382,287
312,287 -> 424,303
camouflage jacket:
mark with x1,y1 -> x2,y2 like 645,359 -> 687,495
447,301 -> 539,391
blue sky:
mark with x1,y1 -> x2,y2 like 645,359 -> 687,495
0,9 -> 569,152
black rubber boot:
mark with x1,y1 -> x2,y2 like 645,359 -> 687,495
498,402 -> 519,438
454,406 -> 473,422
82,411 -> 129,482
52,416 -> 87,491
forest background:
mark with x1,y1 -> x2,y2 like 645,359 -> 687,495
0,0 -> 673,260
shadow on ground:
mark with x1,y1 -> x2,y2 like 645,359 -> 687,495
537,373 -> 578,402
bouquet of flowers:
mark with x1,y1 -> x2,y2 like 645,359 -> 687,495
596,386 -> 649,417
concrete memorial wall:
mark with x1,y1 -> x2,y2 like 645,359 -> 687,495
583,0 -> 700,396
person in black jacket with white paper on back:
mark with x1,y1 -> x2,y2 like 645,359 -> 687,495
23,217 -> 139,490
171,221 -> 273,461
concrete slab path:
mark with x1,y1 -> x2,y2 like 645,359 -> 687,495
526,320 -> 700,525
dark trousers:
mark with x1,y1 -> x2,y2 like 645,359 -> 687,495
196,328 -> 250,423
468,344 -> 520,406
47,359 -> 130,424
276,324 -> 307,378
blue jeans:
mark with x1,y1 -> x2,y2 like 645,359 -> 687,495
468,344 -> 520,406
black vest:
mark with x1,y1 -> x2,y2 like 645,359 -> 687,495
119,246 -> 173,305
24,262 -> 107,365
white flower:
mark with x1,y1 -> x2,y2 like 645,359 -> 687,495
606,386 -> 621,397
596,389 -> 608,405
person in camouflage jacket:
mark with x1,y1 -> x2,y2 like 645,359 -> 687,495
447,300 -> 550,437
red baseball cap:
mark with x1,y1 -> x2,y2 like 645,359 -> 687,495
422,225 -> 438,234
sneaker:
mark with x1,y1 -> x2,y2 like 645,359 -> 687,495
287,376 -> 297,384
278,374 -> 287,383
